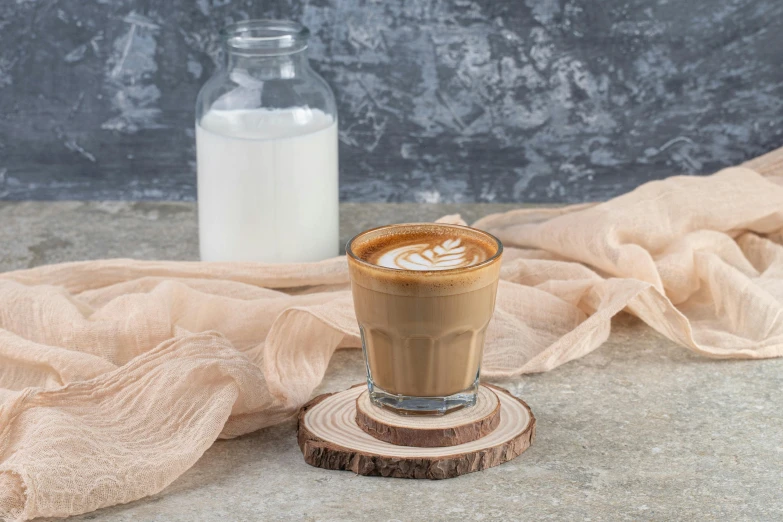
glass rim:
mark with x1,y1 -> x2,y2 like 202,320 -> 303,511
220,19 -> 310,56
346,223 -> 503,275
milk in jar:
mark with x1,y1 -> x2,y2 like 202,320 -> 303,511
196,108 -> 338,262
195,20 -> 339,263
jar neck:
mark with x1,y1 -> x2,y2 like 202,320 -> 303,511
224,49 -> 309,80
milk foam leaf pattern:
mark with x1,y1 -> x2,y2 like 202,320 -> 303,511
376,238 -> 486,271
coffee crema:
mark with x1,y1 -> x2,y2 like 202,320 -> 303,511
352,225 -> 497,269
348,224 -> 501,297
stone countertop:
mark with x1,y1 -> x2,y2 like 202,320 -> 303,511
2,202 -> 782,521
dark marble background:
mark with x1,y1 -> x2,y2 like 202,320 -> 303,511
0,0 -> 781,202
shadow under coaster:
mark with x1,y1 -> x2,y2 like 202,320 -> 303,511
297,383 -> 535,479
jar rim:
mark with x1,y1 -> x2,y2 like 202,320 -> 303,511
221,19 -> 310,56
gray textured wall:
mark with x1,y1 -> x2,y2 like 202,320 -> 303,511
0,0 -> 781,203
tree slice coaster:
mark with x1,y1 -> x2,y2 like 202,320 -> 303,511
355,385 -> 501,447
297,383 -> 535,479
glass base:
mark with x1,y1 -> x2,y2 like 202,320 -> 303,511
367,378 -> 479,416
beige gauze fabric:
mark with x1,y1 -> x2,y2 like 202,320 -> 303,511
1,166 -> 783,520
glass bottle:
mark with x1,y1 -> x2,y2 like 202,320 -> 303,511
196,20 -> 338,263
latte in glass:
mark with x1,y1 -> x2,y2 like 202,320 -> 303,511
347,223 -> 502,415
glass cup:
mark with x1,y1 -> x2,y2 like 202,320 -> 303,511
346,223 -> 503,415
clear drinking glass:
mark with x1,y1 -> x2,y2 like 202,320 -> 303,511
195,20 -> 338,263
346,223 -> 503,415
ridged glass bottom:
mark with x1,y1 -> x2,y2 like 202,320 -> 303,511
367,377 -> 479,416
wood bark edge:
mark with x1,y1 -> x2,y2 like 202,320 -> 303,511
297,383 -> 535,480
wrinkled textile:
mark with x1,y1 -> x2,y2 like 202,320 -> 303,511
1,167 -> 782,520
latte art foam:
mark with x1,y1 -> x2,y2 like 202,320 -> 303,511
375,238 -> 488,271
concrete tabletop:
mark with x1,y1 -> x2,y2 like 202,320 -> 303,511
2,202 -> 782,521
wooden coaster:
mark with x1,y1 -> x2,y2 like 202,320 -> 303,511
297,384 -> 535,479
355,385 -> 501,447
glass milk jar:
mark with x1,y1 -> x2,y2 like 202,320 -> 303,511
196,20 -> 338,262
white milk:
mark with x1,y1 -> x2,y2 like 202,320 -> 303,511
196,108 -> 338,262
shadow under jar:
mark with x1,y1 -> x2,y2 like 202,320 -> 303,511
346,223 -> 503,415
